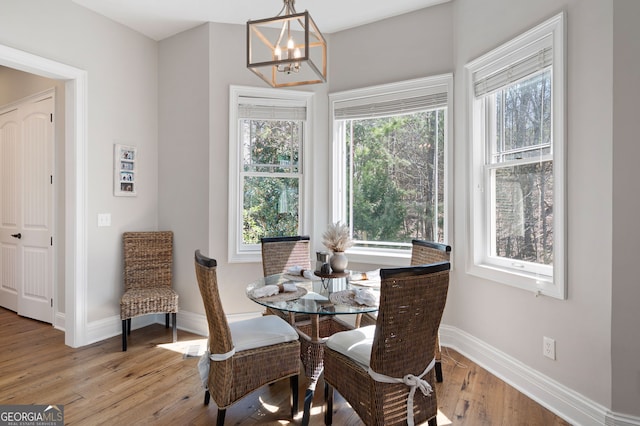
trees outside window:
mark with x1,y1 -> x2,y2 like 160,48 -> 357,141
345,110 -> 446,246
330,75 -> 452,257
489,70 -> 553,267
241,120 -> 301,244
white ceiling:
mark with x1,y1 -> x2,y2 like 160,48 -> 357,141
71,0 -> 450,41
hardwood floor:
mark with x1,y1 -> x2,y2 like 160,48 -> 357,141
0,308 -> 571,425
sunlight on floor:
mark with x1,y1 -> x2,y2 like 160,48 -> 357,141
436,409 -> 453,425
258,396 -> 280,414
157,338 -> 207,356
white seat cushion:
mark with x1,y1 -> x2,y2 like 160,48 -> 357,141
326,325 -> 376,367
229,315 -> 299,352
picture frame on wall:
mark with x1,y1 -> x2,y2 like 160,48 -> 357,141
114,144 -> 137,196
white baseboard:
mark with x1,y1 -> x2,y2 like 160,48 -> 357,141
439,324 -> 640,426
606,412 -> 640,426
54,311 -> 65,331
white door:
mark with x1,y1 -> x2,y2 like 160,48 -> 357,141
0,94 -> 54,323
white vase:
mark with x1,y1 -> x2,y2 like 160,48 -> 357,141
330,251 -> 348,272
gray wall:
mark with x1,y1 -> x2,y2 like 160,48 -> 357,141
452,0 -> 613,409
612,0 -> 640,416
0,0 -> 159,324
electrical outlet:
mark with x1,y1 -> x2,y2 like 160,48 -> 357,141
543,336 -> 556,360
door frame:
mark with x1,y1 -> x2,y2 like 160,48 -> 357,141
0,43 -> 88,348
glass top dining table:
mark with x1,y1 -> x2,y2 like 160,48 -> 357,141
245,271 -> 380,317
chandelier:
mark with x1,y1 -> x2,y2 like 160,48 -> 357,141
247,0 -> 327,87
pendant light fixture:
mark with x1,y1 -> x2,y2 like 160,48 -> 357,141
247,0 -> 327,87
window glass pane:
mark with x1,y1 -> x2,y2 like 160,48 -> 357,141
492,70 -> 552,163
491,161 -> 553,265
345,109 -> 445,246
242,176 -> 299,244
242,119 -> 300,173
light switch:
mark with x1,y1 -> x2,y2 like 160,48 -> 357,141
97,213 -> 111,227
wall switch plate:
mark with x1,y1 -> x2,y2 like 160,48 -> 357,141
543,336 -> 556,360
97,213 -> 111,227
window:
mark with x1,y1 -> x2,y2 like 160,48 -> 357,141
329,75 -> 452,263
466,12 -> 566,298
228,86 -> 313,262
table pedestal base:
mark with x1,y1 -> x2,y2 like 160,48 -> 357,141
295,315 -> 353,425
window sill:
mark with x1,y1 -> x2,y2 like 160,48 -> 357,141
467,261 -> 564,300
345,247 -> 411,268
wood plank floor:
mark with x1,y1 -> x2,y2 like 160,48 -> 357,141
0,308 -> 571,425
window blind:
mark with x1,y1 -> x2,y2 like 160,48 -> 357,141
334,90 -> 448,120
238,98 -> 306,120
474,46 -> 552,97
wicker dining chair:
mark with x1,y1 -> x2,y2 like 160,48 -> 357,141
260,236 -> 312,322
194,250 -> 300,426
120,231 -> 178,351
323,261 -> 451,426
410,240 -> 451,383
360,239 -> 451,382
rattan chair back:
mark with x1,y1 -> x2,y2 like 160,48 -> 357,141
194,251 -> 234,360
371,262 -> 450,378
410,239 -> 451,266
123,231 -> 174,291
261,236 -> 311,277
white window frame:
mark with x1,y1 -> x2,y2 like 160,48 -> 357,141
329,75 -> 453,266
465,12 -> 566,299
228,85 -> 314,263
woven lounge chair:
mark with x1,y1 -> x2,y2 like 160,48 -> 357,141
120,231 -> 178,351
194,250 -> 300,426
323,261 -> 451,426
361,239 -> 451,382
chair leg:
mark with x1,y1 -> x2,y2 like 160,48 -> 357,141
324,382 -> 333,425
435,334 -> 443,382
428,415 -> 438,426
121,320 -> 127,351
204,390 -> 210,405
216,408 -> 226,426
435,360 -> 443,383
127,318 -> 131,335
165,313 -> 170,328
172,313 -> 177,343
290,375 -> 299,418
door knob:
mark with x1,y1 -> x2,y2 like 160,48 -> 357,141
10,233 -> 21,239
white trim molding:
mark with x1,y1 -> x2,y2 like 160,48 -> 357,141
0,43 -> 89,348
439,324 -> 639,426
